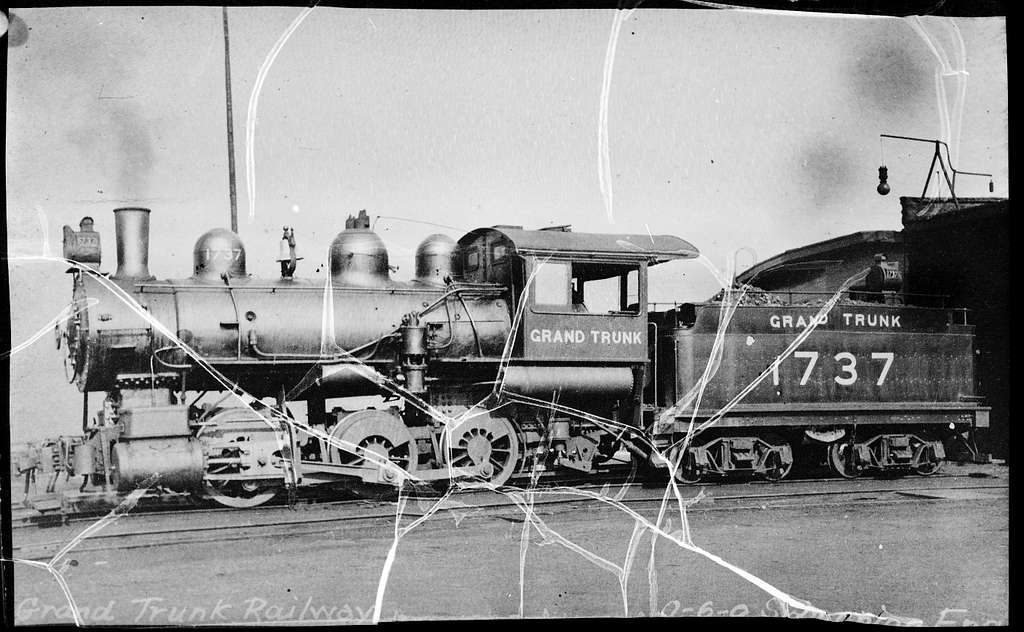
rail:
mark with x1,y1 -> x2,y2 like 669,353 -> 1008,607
13,477 -> 1007,556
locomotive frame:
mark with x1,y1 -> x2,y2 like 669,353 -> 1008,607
41,207 -> 989,513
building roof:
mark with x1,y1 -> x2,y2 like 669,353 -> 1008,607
736,230 -> 901,284
458,226 -> 700,263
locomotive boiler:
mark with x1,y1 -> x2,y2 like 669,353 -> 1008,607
48,206 -> 989,511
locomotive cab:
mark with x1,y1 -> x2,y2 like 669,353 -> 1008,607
456,225 -> 699,365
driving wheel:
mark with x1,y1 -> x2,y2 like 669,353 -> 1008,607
440,407 -> 521,487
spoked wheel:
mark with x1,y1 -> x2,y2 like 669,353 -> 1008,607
203,480 -> 281,509
327,410 -> 419,485
440,407 -> 521,488
827,441 -> 861,479
912,440 -> 944,476
197,410 -> 286,508
762,441 -> 794,482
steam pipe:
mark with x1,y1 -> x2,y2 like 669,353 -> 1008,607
112,207 -> 154,281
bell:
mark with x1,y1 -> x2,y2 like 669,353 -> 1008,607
276,227 -> 302,278
276,226 -> 298,263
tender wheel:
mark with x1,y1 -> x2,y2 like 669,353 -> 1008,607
668,445 -> 703,484
912,442 -> 944,476
827,441 -> 861,479
440,407 -> 521,488
762,441 -> 794,482
197,410 -> 286,508
327,410 -> 419,485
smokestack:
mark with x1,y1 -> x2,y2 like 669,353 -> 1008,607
112,207 -> 154,281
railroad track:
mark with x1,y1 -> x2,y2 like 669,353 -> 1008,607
10,465 -> 995,530
11,474 -> 1006,561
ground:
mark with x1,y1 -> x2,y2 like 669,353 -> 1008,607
11,466 -> 1009,625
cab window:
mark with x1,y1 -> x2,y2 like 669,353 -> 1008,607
532,258 -> 641,315
533,260 -> 570,306
575,267 -> 640,312
464,247 -> 481,273
490,243 -> 511,285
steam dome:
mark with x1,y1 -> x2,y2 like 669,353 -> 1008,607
414,234 -> 460,284
330,211 -> 389,286
193,228 -> 247,280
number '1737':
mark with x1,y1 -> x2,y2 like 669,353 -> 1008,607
771,351 -> 894,386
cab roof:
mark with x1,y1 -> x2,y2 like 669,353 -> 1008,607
458,226 -> 699,264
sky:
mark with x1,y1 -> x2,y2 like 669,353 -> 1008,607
5,6 -> 1008,444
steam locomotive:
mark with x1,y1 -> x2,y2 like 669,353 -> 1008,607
49,207 -> 988,509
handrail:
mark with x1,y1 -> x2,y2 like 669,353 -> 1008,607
879,134 -> 994,206
647,320 -> 658,406
649,290 -> 970,311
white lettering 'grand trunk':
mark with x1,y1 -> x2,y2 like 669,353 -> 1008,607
528,328 -> 640,344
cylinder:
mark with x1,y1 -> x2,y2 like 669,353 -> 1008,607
402,320 -> 426,356
550,420 -> 571,440
112,207 -> 154,281
403,362 -> 426,394
111,438 -> 204,492
72,443 -> 95,477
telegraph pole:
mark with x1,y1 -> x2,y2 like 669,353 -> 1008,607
222,6 -> 239,233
